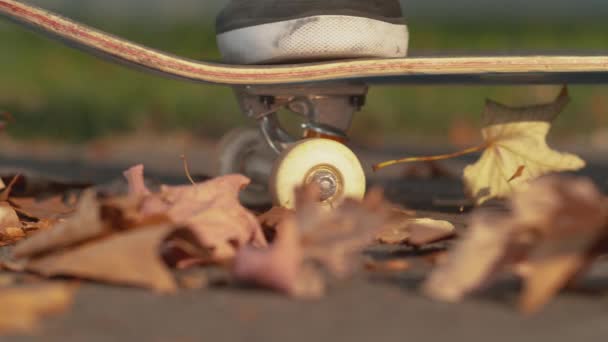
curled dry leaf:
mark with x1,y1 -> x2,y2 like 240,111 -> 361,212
424,175 -> 607,314
0,283 -> 75,335
233,187 -> 390,298
511,176 -> 607,314
463,87 -> 586,205
126,165 -> 267,261
423,212 -> 515,302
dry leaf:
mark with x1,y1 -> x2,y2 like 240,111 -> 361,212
126,165 -> 267,261
424,175 -> 607,313
423,212 -> 516,302
26,225 -> 193,293
13,190 -> 105,259
377,217 -> 455,247
233,214 -> 308,296
408,219 -> 456,247
233,187 -> 389,298
0,283 -> 75,334
10,196 -> 75,223
511,176 -> 607,314
463,87 -> 585,205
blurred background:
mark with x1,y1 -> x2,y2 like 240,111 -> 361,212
1,0 -> 608,149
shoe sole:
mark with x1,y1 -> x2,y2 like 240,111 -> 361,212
217,15 -> 409,64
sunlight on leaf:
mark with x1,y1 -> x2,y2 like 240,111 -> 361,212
464,87 -> 585,205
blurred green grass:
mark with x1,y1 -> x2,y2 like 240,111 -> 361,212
1,17 -> 608,144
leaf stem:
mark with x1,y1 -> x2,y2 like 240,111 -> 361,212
373,143 -> 488,171
180,154 -> 197,185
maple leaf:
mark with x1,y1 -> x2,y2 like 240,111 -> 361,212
463,87 -> 585,205
131,169 -> 267,261
373,87 -> 585,205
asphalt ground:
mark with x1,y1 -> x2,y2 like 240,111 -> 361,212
1,144 -> 608,342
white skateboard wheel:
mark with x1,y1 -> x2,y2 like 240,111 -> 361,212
270,138 -> 366,209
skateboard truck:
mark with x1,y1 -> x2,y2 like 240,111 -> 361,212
218,83 -> 368,207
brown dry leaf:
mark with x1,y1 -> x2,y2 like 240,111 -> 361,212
511,176 -> 607,314
463,87 -> 586,205
424,175 -> 607,313
233,213 -> 311,296
26,225 -> 193,293
423,212 -> 516,302
126,165 -> 267,261
377,217 -> 455,247
10,196 -> 75,223
13,190 -> 105,259
233,187 -> 390,298
0,283 -> 75,335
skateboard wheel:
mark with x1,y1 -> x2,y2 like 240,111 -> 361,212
270,138 -> 366,209
216,128 -> 275,207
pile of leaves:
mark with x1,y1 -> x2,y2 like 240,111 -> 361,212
0,165 -> 454,334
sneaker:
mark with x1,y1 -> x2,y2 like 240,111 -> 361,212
216,0 -> 409,64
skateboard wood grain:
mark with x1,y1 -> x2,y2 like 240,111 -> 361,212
2,0 -> 608,85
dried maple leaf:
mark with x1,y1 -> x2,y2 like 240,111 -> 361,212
25,225 -> 192,293
424,175 -> 608,313
0,283 -> 75,335
125,165 -> 267,261
463,87 -> 585,205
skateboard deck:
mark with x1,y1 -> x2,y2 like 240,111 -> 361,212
2,0 -> 608,86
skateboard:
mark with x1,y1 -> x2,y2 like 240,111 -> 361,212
3,0 -> 608,208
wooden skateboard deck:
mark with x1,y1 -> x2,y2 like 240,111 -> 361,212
2,0 -> 608,86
